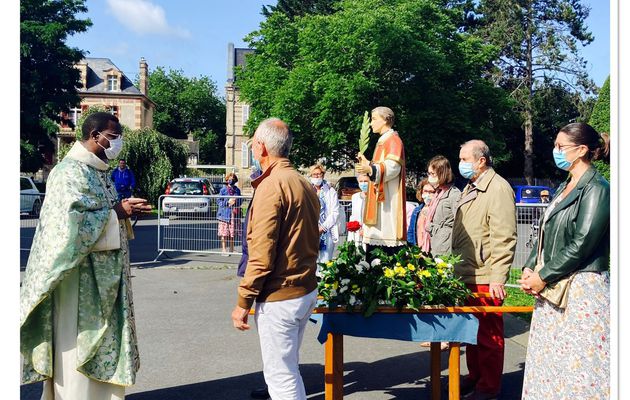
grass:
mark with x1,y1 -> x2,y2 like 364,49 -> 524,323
504,286 -> 535,323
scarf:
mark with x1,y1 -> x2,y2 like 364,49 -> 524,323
421,184 -> 450,253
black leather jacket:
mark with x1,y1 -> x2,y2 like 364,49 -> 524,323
524,166 -> 609,284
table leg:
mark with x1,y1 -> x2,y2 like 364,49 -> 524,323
430,342 -> 441,400
448,343 -> 461,400
325,332 -> 344,400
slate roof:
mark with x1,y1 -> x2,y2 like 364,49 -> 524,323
79,57 -> 142,95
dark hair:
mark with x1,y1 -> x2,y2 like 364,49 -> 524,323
427,155 -> 454,185
559,122 -> 610,161
119,158 -> 126,162
81,112 -> 120,140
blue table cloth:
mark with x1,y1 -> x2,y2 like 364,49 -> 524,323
314,312 -> 479,345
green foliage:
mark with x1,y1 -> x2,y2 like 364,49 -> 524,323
590,76 -> 610,133
20,0 -> 92,172
75,105 -> 109,139
317,242 -> 471,317
237,0 -> 516,176
261,0 -> 339,18
504,287 -> 534,323
57,142 -> 72,162
113,128 -> 188,205
146,67 -> 226,164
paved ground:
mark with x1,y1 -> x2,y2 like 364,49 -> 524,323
20,255 -> 531,400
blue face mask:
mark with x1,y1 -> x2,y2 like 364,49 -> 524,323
358,182 -> 369,192
553,147 -> 577,171
459,161 -> 476,180
252,157 -> 262,173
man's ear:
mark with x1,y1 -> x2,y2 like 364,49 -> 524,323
477,156 -> 487,169
90,129 -> 100,141
260,142 -> 269,158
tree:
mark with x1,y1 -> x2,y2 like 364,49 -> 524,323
261,0 -> 339,18
237,0 -> 517,177
20,0 -> 92,172
115,128 -> 189,205
474,0 -> 595,184
146,67 -> 226,164
589,76 -> 610,180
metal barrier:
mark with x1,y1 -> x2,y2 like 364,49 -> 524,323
155,194 -> 252,261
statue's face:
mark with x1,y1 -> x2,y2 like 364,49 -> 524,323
370,113 -> 388,134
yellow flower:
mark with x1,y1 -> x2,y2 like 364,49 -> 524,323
333,281 -> 339,290
394,266 -> 406,277
326,261 -> 334,267
324,283 -> 330,288
419,270 -> 432,278
437,262 -> 448,269
384,268 -> 395,278
407,264 -> 416,271
413,253 -> 421,259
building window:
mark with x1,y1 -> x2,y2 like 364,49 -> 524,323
242,104 -> 250,125
241,142 -> 250,168
69,107 -> 81,127
107,75 -> 118,91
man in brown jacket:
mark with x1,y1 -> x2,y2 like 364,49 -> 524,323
452,140 -> 517,400
231,118 -> 320,400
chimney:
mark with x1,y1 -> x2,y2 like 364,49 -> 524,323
76,62 -> 87,89
227,43 -> 235,83
139,57 -> 148,95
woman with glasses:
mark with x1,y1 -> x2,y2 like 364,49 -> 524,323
519,123 -> 610,399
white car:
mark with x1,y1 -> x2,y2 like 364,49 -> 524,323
20,176 -> 42,217
162,178 -> 216,215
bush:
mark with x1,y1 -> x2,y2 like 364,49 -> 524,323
114,127 -> 188,205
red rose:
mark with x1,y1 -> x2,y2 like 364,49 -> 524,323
346,221 -> 361,232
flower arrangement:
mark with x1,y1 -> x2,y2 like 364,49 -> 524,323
317,241 -> 471,316
346,221 -> 361,232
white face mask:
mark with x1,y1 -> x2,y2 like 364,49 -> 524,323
310,177 -> 323,186
422,194 -> 432,204
98,134 -> 123,160
428,176 -> 439,186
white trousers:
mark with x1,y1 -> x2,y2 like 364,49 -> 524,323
255,290 -> 318,400
41,268 -> 125,400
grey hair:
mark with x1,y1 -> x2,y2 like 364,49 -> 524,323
462,139 -> 493,167
371,106 -> 395,127
255,118 -> 293,157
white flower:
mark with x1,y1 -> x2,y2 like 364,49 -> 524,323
339,286 -> 347,293
330,289 -> 337,297
371,258 -> 382,267
434,257 -> 444,264
341,278 -> 351,285
349,295 -> 357,305
358,261 -> 370,271
447,263 -> 453,269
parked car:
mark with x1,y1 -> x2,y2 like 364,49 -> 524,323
335,176 -> 361,200
513,185 -> 555,204
20,176 -> 42,217
162,178 -> 216,215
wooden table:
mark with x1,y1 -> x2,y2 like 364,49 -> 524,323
316,305 -> 534,400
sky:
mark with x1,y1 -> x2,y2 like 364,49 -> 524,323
65,0 -> 611,97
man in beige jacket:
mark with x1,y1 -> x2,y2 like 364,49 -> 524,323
231,118 -> 320,400
452,140 -> 517,400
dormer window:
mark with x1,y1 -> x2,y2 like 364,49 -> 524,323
107,75 -> 119,91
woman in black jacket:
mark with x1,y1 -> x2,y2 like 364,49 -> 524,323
519,123 -> 610,399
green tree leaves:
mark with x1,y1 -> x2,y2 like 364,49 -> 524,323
146,67 -> 226,164
20,0 -> 92,172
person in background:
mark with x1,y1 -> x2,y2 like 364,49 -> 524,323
406,178 -> 434,247
111,159 -> 136,200
421,155 -> 461,256
231,118 -> 320,400
519,123 -> 610,400
348,172 -> 370,249
217,172 -> 242,256
20,112 -> 151,400
539,189 -> 550,203
308,163 -> 340,267
451,139 -> 517,400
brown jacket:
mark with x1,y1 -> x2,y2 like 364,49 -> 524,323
237,158 -> 320,309
452,168 -> 517,285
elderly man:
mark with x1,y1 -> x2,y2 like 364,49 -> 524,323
231,118 -> 320,400
20,112 -> 151,399
355,106 -> 407,258
451,140 -> 517,400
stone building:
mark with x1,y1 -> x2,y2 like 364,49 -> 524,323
225,43 -> 255,193
57,57 -> 155,152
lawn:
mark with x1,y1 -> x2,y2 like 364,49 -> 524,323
504,286 -> 535,323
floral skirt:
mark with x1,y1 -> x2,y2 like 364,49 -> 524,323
218,220 -> 235,237
522,271 -> 610,400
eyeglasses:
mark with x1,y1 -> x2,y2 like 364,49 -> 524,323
100,130 -> 122,139
553,143 -> 579,151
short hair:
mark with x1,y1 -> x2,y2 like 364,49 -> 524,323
119,159 -> 126,163
415,178 -> 430,203
226,172 -> 238,183
427,155 -> 454,186
254,118 -> 293,157
308,163 -> 326,176
81,112 -> 120,140
462,139 -> 493,167
371,106 -> 395,127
